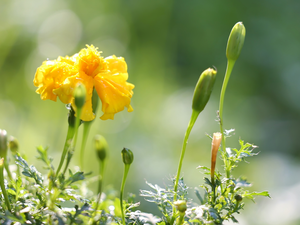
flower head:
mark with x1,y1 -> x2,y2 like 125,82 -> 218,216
33,45 -> 134,121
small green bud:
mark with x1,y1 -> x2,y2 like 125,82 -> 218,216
226,22 -> 246,61
94,135 -> 108,162
0,129 -> 8,158
121,148 -> 134,165
0,157 -> 4,167
74,83 -> 86,109
192,68 -> 217,113
234,194 -> 243,203
174,200 -> 187,213
8,136 -> 19,154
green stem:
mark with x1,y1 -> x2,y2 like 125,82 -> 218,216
120,164 -> 130,225
56,124 -> 75,176
174,110 -> 199,198
80,121 -> 93,170
219,59 -> 235,178
171,110 -> 199,224
62,108 -> 82,175
95,160 -> 104,212
177,213 -> 185,225
0,163 -> 11,212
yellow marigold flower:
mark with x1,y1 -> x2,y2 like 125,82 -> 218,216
33,45 -> 134,121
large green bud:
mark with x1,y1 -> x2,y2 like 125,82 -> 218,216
192,68 -> 217,113
226,22 -> 246,61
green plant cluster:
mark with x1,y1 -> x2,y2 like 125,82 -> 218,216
0,22 -> 270,224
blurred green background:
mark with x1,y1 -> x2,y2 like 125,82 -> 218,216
1,0 -> 300,224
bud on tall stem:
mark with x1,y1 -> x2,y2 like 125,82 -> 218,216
120,148 -> 134,225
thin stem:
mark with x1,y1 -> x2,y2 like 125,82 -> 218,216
56,125 -> 75,176
171,110 -> 199,224
95,160 -> 105,212
219,59 -> 235,178
62,108 -> 82,175
0,164 -> 11,212
174,110 -> 199,199
80,121 -> 93,170
120,164 -> 130,225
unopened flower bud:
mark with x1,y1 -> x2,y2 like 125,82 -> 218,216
94,135 -> 108,162
8,136 -> 19,154
192,68 -> 217,114
174,200 -> 187,213
121,148 -> 134,165
235,194 -> 243,203
211,132 -> 222,185
74,83 -> 86,109
226,22 -> 246,61
0,129 -> 8,158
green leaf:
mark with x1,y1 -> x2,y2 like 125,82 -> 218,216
242,190 -> 270,202
6,189 -> 17,196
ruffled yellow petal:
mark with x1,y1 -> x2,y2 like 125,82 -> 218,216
33,57 -> 76,101
94,56 -> 134,120
75,45 -> 105,78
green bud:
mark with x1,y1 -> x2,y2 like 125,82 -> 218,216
94,135 -> 108,162
74,83 -> 86,109
0,157 -> 3,167
121,148 -> 134,165
234,194 -> 243,203
174,200 -> 187,213
0,129 -> 8,158
192,68 -> 217,113
8,136 -> 19,154
226,22 -> 246,61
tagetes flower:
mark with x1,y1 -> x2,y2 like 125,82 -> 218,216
33,45 -> 134,121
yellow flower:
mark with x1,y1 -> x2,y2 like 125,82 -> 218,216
33,45 -> 134,121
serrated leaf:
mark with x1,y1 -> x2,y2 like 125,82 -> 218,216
204,178 -> 212,187
6,189 -> 17,196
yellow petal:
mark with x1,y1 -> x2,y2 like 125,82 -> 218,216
75,45 -> 105,78
33,57 -> 76,101
94,71 -> 134,120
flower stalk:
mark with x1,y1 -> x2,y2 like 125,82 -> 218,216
120,148 -> 134,225
80,88 -> 99,170
219,22 -> 245,178
172,68 -> 216,224
94,135 -> 108,211
62,84 -> 86,175
56,107 -> 76,176
174,68 -> 217,199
